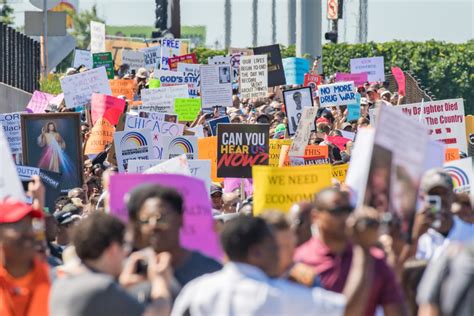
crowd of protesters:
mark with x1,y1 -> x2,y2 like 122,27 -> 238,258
0,56 -> 473,316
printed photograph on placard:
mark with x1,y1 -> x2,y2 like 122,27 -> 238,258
21,113 -> 83,193
219,66 -> 231,84
283,87 -> 315,136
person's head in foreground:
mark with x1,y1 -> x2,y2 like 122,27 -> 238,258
452,192 -> 474,224
288,202 -> 313,246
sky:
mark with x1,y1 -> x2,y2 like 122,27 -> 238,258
9,0 -> 474,47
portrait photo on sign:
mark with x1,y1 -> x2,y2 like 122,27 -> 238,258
283,87 -> 315,136
219,66 -> 231,84
21,113 -> 83,193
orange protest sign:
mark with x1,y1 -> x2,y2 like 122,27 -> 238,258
279,144 -> 329,167
198,137 -> 223,183
84,118 -> 115,155
444,148 -> 460,162
109,79 -> 135,101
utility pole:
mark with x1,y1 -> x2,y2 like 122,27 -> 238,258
42,0 -> 48,79
224,0 -> 231,47
296,0 -> 322,73
357,0 -> 368,43
170,0 -> 180,38
252,0 -> 258,46
287,0 -> 296,45
271,0 -> 276,44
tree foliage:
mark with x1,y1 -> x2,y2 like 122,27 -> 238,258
0,2 -> 14,26
69,5 -> 105,50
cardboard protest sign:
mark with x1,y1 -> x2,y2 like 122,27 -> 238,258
350,56 -> 385,82
303,73 -> 321,98
444,157 -> 472,194
141,85 -> 189,113
113,129 -> 153,172
198,137 -> 222,183
269,139 -> 292,167
252,44 -> 286,87
90,21 -> 105,54
178,63 -> 200,97
26,91 -> 54,113
239,55 -> 268,99
91,93 -> 126,125
283,57 -> 310,85
174,98 -> 201,121
347,93 -> 361,121
391,67 -> 406,96
318,81 -> 357,107
289,108 -> 319,157
93,53 -> 114,79
159,136 -> 198,160
84,117 -> 115,155
217,124 -> 269,178
73,49 -> 92,69
283,87 -> 315,136
109,79 -> 135,100
0,112 -> 22,154
121,49 -> 145,72
332,164 -> 349,183
140,46 -> 161,71
168,53 -> 197,71
252,164 -> 332,215
335,72 -> 368,86
0,128 -> 25,201
109,174 -> 222,259
398,99 -> 467,153
200,65 -> 233,108
60,67 -> 112,109
160,38 -> 185,71
444,148 -> 460,162
208,116 -> 230,136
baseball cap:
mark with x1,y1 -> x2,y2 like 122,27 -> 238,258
0,200 -> 44,223
136,67 -> 148,79
420,169 -> 454,193
55,205 -> 81,226
210,184 -> 223,196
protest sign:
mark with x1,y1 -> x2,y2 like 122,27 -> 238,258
290,157 -> 330,166
60,67 -> 112,109
137,111 -> 178,123
229,52 -> 248,85
391,67 -> 406,96
350,56 -> 385,82
153,70 -> 192,90
198,136 -> 222,182
347,93 -> 361,121
303,73 -> 321,98
114,129 -> 153,172
318,81 -> 357,107
252,164 -> 332,215
141,85 -> 189,113
160,38 -> 186,71
174,98 -> 201,121
84,117 -> 115,155
16,165 -> 40,182
90,21 -> 105,54
269,139 -> 292,167
72,49 -> 92,69
91,93 -> 126,125
443,157 -> 472,194
283,57 -> 310,85
159,136 -> 198,160
149,79 -> 161,89
253,44 -> 286,87
239,55 -> 268,99
187,125 -> 205,138
26,91 -> 54,113
335,72 -> 368,86
168,53 -> 197,71
121,49 -> 145,72
444,148 -> 460,162
289,107 -> 319,157
208,116 -> 230,136
45,93 -> 64,113
200,65 -> 233,108
178,63 -> 200,97
208,56 -> 231,66
109,79 -> 135,100
332,164 -> 349,183
0,128 -> 25,201
141,46 -> 161,71
16,166 -> 61,211
217,124 -> 269,178
0,112 -> 22,154
92,52 -> 114,79
283,87 -> 314,136
399,99 -> 467,153
109,174 -> 222,259
327,135 -> 351,151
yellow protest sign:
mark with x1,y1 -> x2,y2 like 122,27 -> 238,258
252,165 -> 332,215
84,118 -> 115,155
332,164 -> 349,183
269,139 -> 292,167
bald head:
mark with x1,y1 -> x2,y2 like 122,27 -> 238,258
313,187 -> 349,212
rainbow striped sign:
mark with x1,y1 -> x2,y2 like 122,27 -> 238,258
443,157 -> 473,194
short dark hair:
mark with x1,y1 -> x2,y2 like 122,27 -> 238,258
260,211 -> 290,231
54,196 -> 72,213
220,216 -> 273,261
73,212 -> 125,261
126,184 -> 184,221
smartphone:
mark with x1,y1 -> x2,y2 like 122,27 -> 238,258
426,195 -> 441,214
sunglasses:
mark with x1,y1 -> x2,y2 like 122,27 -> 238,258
326,205 -> 354,216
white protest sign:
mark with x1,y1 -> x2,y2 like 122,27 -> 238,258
398,98 -> 467,153
154,69 -> 185,87
140,85 -> 189,113
113,129 -> 154,173
208,56 -> 231,65
239,54 -> 268,99
444,157 -> 473,194
159,136 -> 199,160
73,49 -> 93,69
137,111 -> 179,122
90,21 -> 106,54
318,81 -> 357,107
16,166 -> 40,181
200,65 -> 233,108
141,46 -> 161,71
160,38 -> 183,71
289,107 -> 318,156
187,125 -> 205,138
350,56 -> 385,82
0,112 -> 22,154
121,50 -> 145,71
283,87 -> 315,136
60,67 -> 112,109
178,63 -> 201,97
0,128 -> 25,201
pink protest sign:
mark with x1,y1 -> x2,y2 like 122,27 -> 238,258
109,174 -> 223,260
326,135 -> 351,151
335,72 -> 368,86
26,91 -> 54,113
391,67 -> 406,96
223,178 -> 253,197
91,93 -> 126,125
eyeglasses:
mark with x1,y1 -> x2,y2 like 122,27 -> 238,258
326,205 -> 354,216
137,213 -> 173,227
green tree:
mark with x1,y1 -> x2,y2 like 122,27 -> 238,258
0,1 -> 14,26
69,5 -> 105,50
